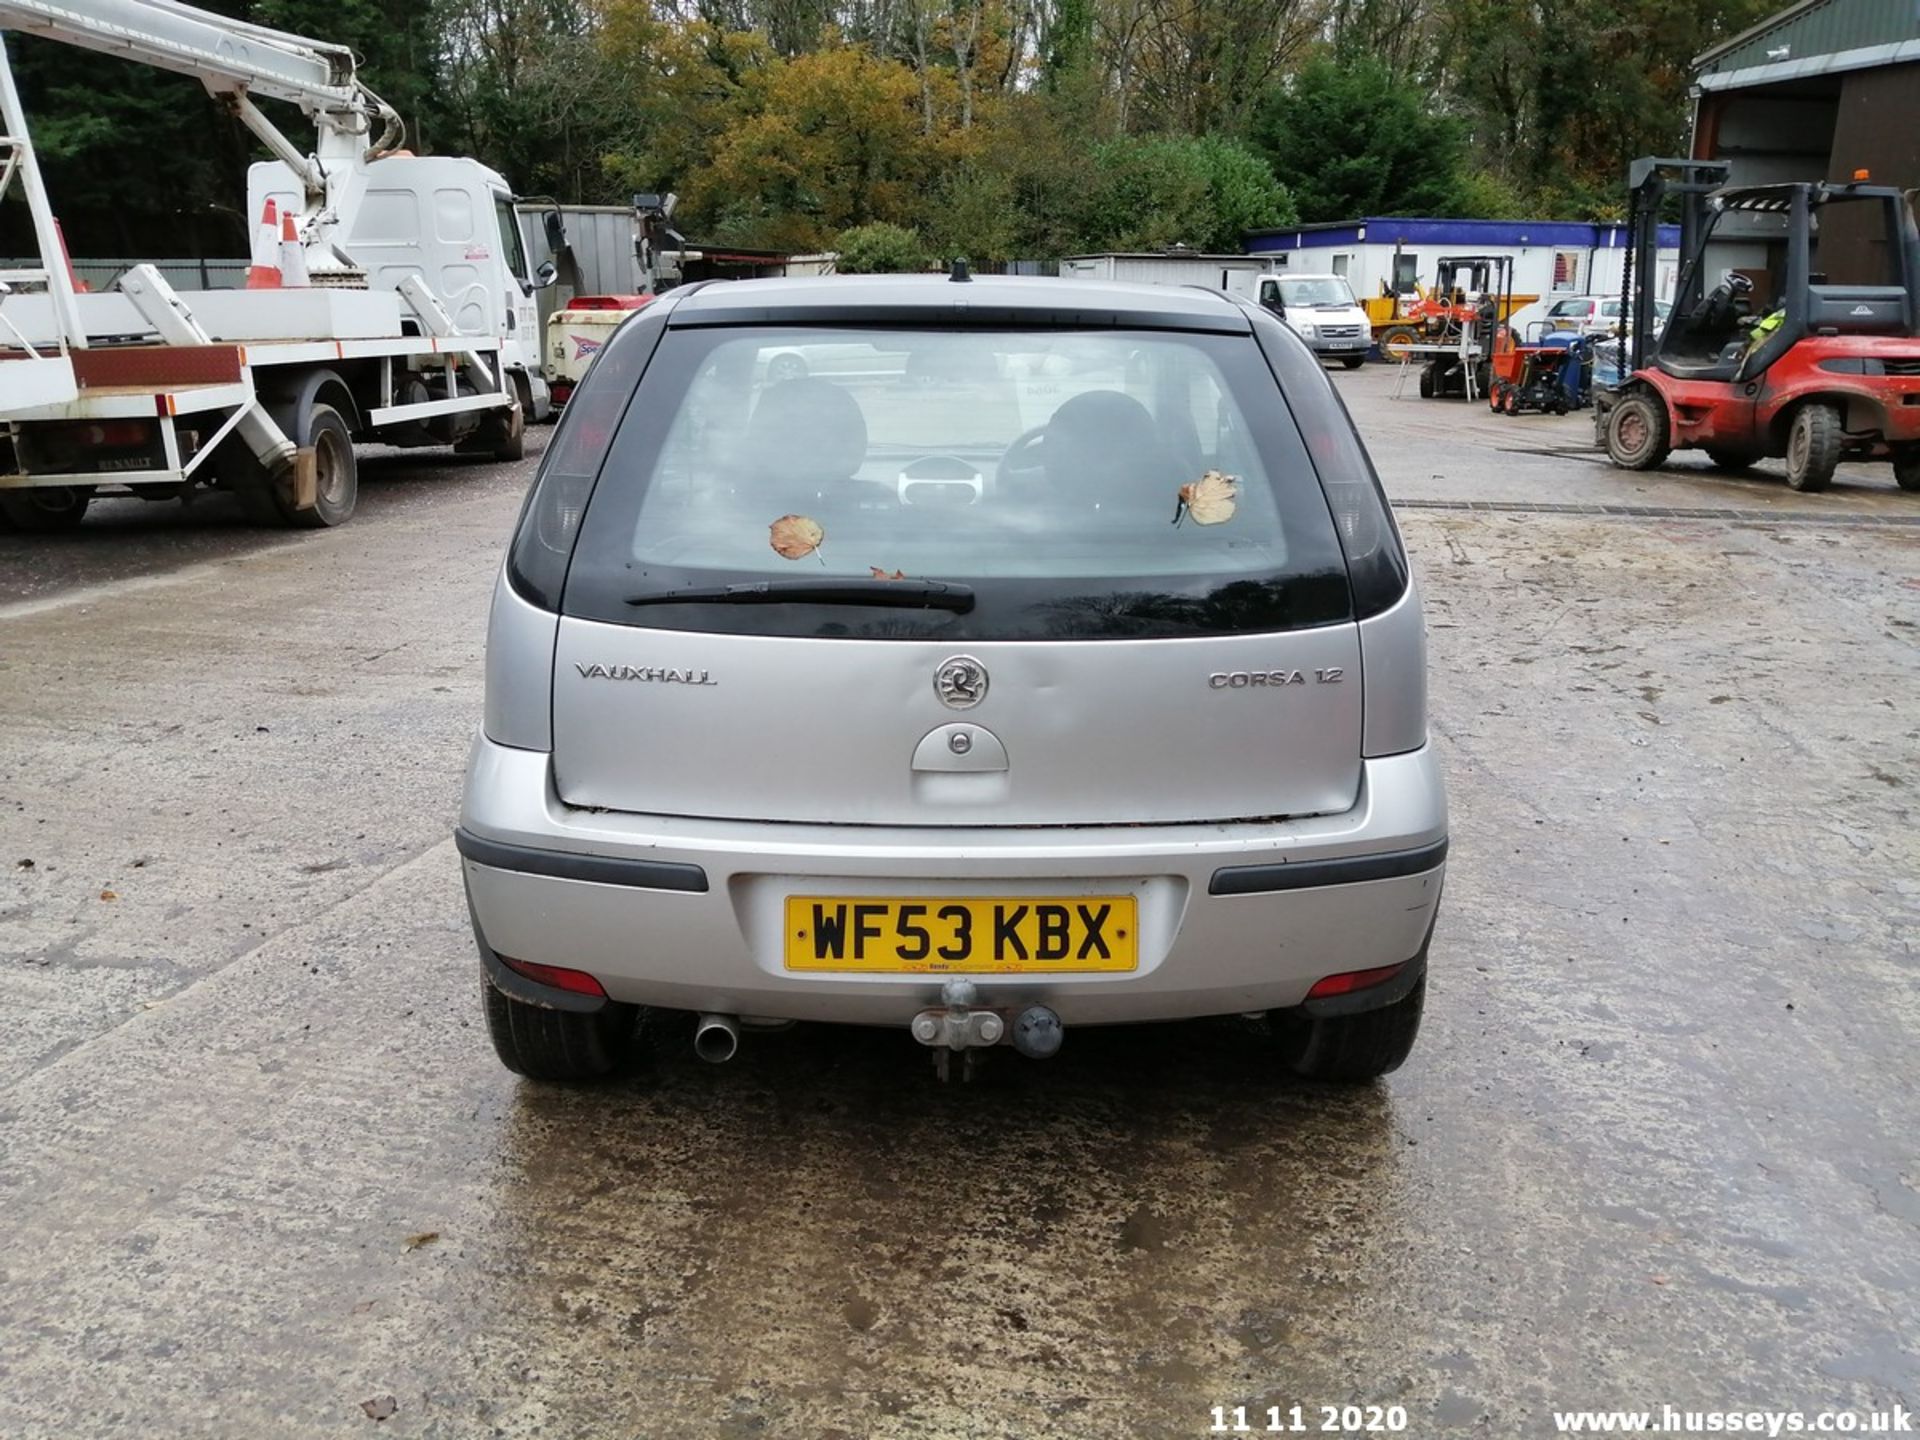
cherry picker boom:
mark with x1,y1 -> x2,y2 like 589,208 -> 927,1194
0,0 -> 560,529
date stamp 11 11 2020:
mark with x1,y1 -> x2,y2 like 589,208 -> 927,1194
1210,1405 -> 1411,1436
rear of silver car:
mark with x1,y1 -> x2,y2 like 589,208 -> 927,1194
459,277 -> 1445,1082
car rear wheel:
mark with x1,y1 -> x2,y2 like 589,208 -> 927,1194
1340,356 -> 1366,370
1890,447 -> 1920,492
482,978 -> 642,1081
1281,976 -> 1425,1083
1784,402 -> 1841,492
1604,391 -> 1670,470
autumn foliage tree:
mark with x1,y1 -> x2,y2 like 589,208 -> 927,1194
687,44 -> 958,251
0,0 -> 1776,263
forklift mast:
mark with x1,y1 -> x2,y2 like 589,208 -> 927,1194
1621,158 -> 1731,373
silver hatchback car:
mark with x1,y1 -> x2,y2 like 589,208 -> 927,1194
458,275 -> 1445,1083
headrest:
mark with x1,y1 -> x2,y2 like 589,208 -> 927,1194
1042,390 -> 1179,499
744,378 -> 868,485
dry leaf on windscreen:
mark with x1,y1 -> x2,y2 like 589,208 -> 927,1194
769,514 -> 825,559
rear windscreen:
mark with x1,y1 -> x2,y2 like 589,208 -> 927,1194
560,326 -> 1353,640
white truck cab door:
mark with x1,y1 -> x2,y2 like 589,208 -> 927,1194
490,190 -> 542,368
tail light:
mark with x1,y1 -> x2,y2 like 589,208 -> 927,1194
499,956 -> 607,998
1305,962 -> 1406,1001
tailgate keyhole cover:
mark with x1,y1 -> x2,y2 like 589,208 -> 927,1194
912,724 -> 1008,773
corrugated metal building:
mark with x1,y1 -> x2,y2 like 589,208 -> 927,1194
515,204 -> 835,334
1691,0 -> 1920,279
1060,252 -> 1278,296
1694,0 -> 1920,189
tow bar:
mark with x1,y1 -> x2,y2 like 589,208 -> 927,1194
911,979 -> 1063,1081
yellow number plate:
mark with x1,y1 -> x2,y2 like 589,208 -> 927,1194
784,896 -> 1138,973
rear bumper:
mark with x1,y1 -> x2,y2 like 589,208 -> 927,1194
458,735 -> 1447,1026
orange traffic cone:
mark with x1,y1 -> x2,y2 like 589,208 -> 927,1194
245,198 -> 282,289
52,220 -> 89,292
278,210 -> 310,287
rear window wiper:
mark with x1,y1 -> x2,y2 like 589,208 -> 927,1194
626,579 -> 975,613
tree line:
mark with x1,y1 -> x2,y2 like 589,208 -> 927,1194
2,0 -> 1773,262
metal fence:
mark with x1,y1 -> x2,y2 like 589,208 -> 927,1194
2,257 -> 250,292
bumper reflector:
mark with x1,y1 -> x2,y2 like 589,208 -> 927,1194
1305,961 -> 1406,1001
500,956 -> 607,998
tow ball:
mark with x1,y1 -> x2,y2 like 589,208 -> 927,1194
911,979 -> 1063,1081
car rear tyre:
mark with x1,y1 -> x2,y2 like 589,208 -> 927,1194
0,484 -> 94,532
1340,356 -> 1366,370
1283,976 -> 1425,1083
1784,403 -> 1841,492
482,978 -> 642,1081
1604,391 -> 1670,470
1895,448 -> 1920,492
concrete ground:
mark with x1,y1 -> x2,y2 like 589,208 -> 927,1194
1,366 -> 1916,1437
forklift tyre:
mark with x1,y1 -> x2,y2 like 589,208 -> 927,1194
1604,391 -> 1670,471
1894,448 -> 1920,493
1783,403 -> 1841,493
1417,366 -> 1435,400
0,484 -> 94,532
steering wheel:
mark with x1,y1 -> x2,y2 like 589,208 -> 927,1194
997,424 -> 1050,487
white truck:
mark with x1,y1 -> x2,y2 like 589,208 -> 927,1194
0,0 -> 558,531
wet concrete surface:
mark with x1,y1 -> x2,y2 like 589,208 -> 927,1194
1,376 -> 1917,1436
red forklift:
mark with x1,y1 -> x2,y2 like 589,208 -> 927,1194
1597,156 -> 1920,492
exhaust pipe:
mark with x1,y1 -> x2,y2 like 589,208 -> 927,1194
693,1013 -> 740,1064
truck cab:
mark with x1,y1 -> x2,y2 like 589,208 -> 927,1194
250,155 -> 553,415
1257,273 -> 1373,367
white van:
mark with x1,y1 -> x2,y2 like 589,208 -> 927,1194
1257,274 -> 1373,368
